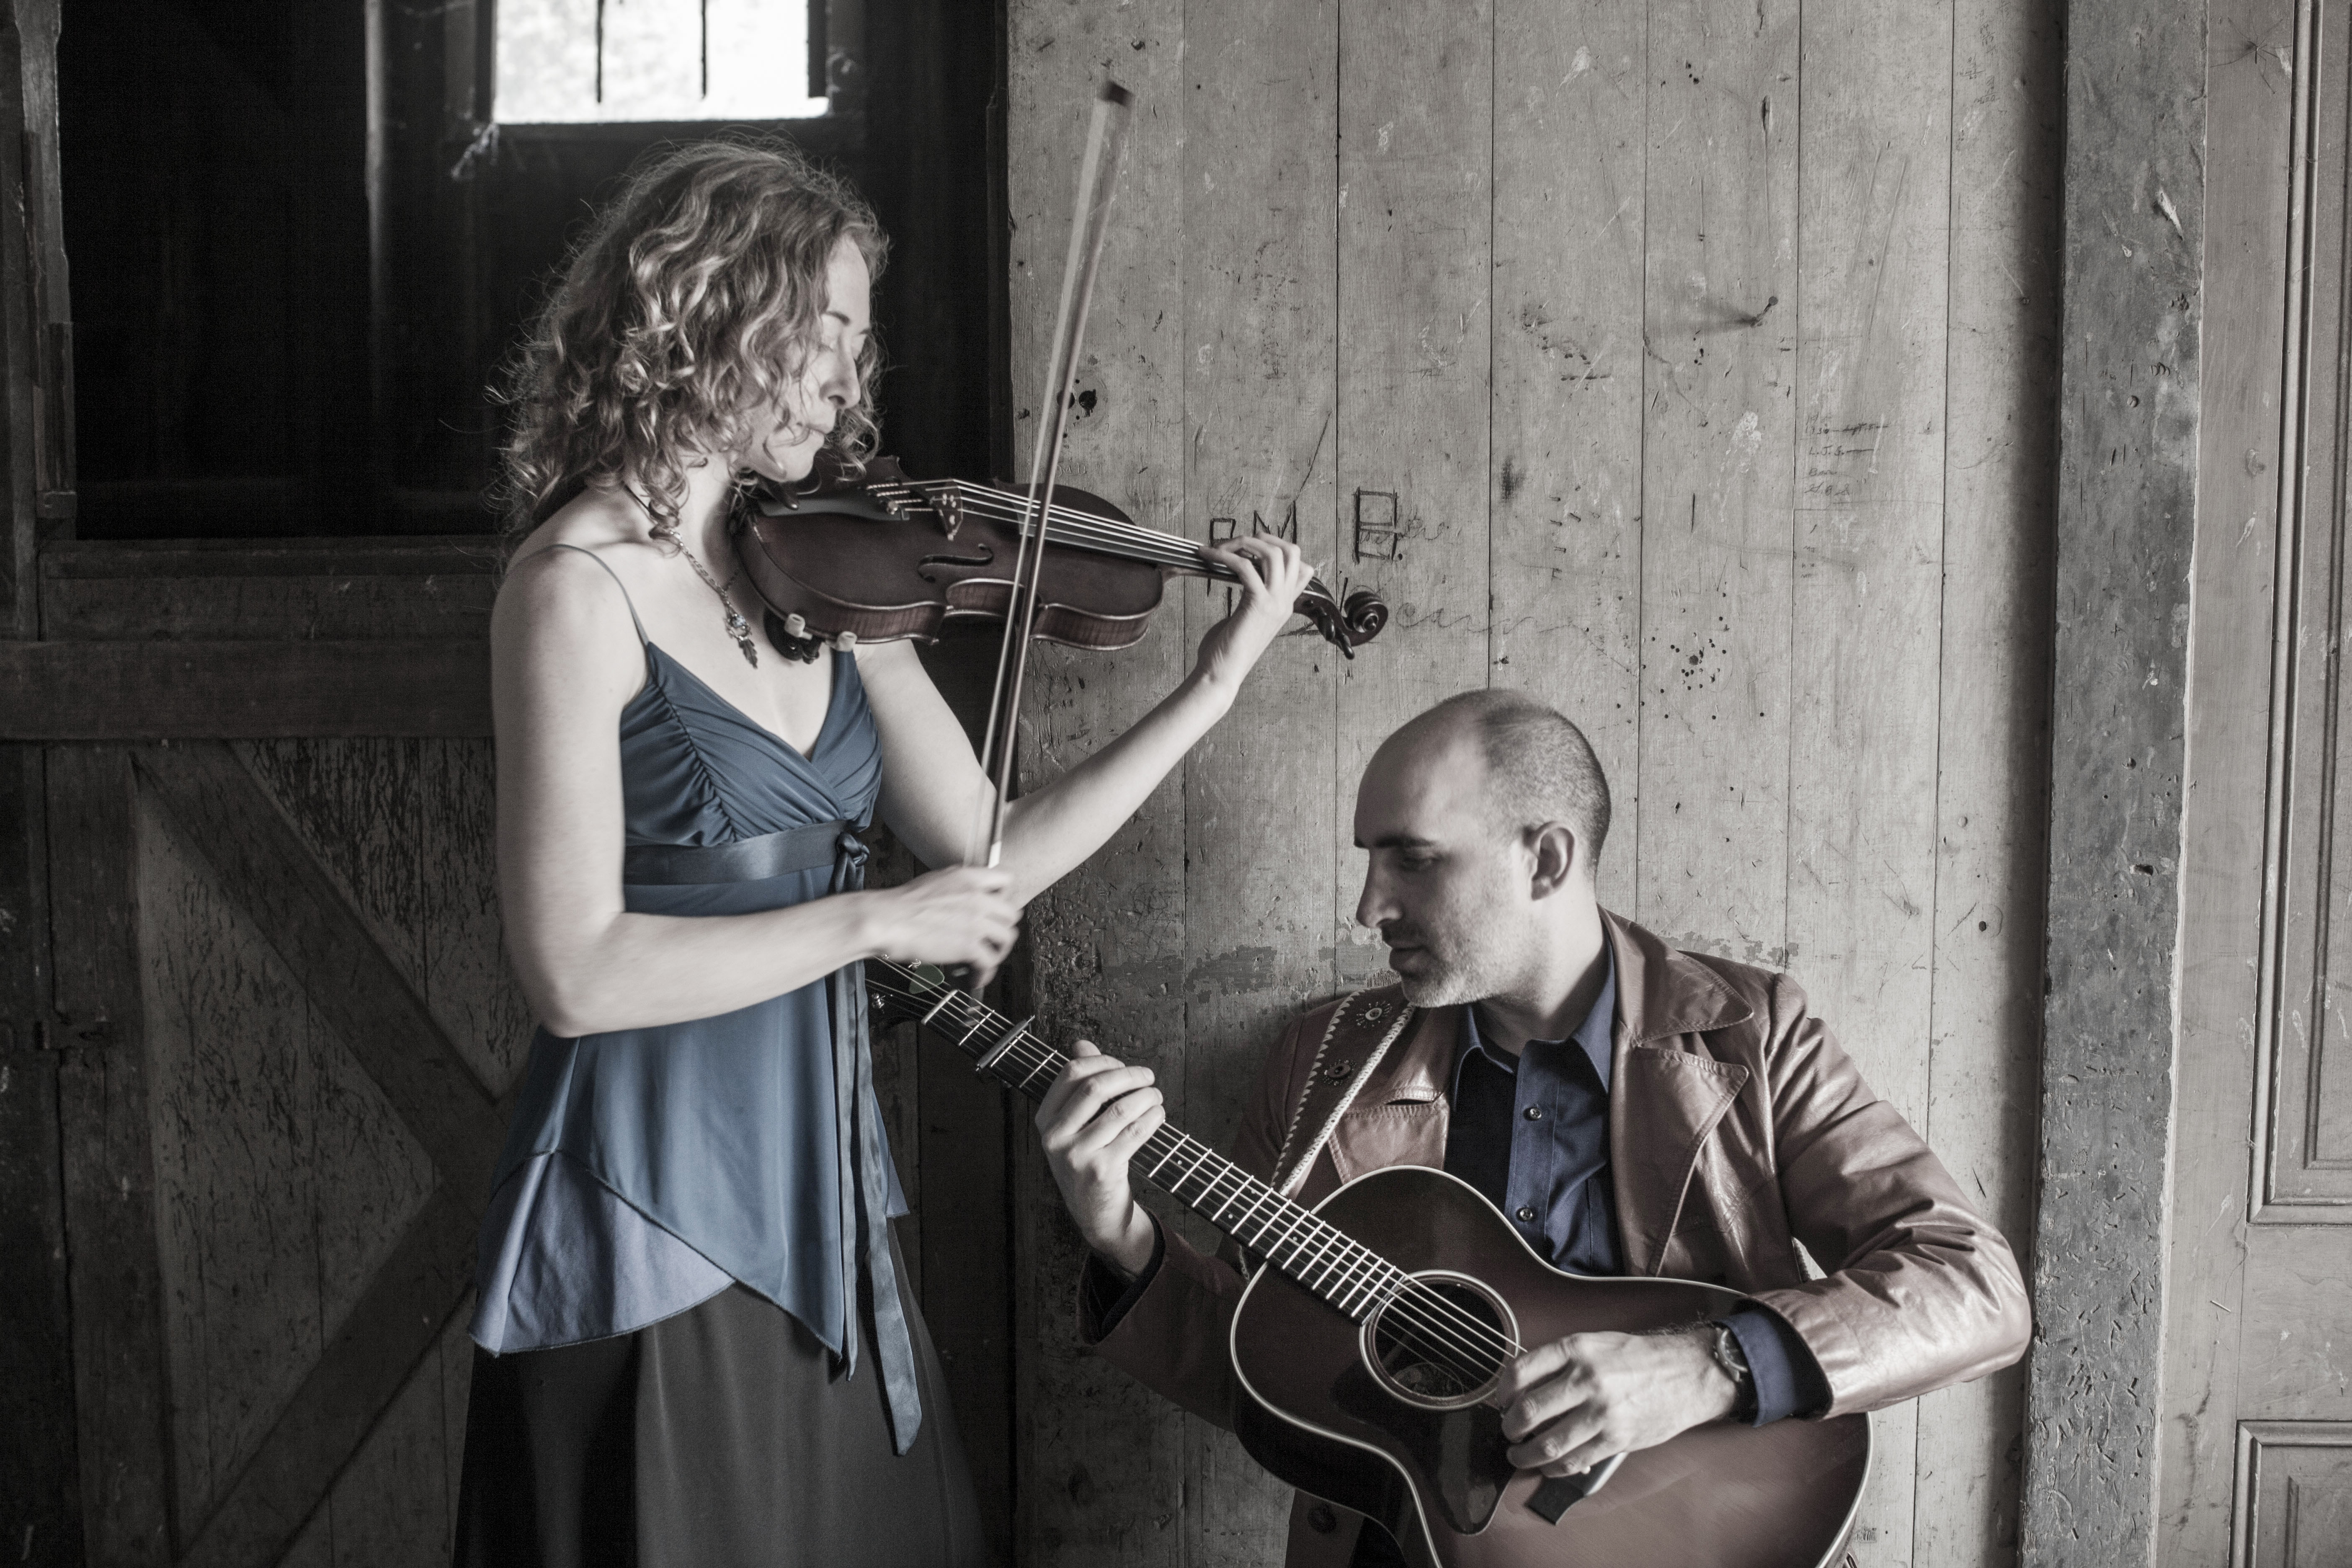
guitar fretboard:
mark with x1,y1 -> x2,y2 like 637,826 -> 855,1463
877,962 -> 1405,1321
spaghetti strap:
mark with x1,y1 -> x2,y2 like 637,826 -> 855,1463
544,542 -> 648,645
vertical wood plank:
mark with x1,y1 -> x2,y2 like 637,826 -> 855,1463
320,1303 -> 465,1568
1785,0 -> 1955,1557
415,739 -> 534,1098
1915,0 -> 2062,1560
1632,0 -> 1799,954
1006,2 -> 1189,1562
1181,0 -> 1341,1555
2027,0 -> 2207,1546
1,742 -> 78,1568
1333,0 -> 1493,987
1489,0 -> 1645,912
49,744 -> 174,1567
135,777 -> 329,1529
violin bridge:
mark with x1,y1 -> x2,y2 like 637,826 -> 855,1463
933,487 -> 964,539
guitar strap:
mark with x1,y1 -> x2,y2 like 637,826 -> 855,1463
1269,987 -> 1418,1200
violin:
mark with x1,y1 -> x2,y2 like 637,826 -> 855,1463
735,452 -> 1389,663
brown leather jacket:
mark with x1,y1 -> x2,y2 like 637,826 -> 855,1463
1080,911 -> 2031,1567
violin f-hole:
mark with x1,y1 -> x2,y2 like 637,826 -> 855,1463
917,547 -> 996,583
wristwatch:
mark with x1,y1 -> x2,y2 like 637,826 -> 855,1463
1707,1320 -> 1757,1424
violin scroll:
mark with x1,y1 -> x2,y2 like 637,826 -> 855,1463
1294,581 -> 1389,660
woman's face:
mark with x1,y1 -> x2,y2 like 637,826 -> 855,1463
739,235 -> 872,485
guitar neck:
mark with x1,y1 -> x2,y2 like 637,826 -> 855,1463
873,960 -> 1400,1320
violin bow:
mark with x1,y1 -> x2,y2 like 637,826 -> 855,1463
969,79 -> 1135,869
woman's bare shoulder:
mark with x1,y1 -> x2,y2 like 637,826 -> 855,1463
495,502 -> 663,676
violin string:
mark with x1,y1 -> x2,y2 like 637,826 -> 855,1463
870,481 -> 1204,566
869,478 -> 1283,580
872,481 -> 1344,599
867,960 -> 1525,1383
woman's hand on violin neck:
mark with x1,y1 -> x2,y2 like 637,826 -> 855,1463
855,866 -> 1024,988
1190,535 -> 1316,699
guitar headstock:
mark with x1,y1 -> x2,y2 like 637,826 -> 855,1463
864,958 -> 957,1031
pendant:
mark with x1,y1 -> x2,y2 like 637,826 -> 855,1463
726,608 -> 758,667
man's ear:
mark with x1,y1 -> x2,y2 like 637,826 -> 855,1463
1527,821 -> 1579,899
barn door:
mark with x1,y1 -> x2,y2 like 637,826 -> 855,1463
2162,0 -> 2352,1558
30,543 -> 519,1568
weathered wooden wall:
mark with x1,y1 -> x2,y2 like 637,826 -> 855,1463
1005,0 -> 2060,1563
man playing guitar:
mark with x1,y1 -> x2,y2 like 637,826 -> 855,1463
1036,689 -> 2031,1566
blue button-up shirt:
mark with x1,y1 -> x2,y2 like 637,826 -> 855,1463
1445,963 -> 1624,1275
1438,946 -> 1823,1431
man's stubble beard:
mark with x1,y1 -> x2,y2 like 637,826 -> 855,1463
1390,903 -> 1524,1010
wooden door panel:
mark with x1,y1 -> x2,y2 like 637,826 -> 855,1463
53,736 -> 514,1568
2265,0 -> 2352,1220
236,738 -> 530,1099
2236,1424 -> 2352,1567
135,773 -> 438,1532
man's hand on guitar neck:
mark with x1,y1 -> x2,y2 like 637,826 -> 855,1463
1037,1040 -> 1165,1277
1492,1328 -> 1742,1479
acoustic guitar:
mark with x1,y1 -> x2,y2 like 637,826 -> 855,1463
867,960 -> 1871,1567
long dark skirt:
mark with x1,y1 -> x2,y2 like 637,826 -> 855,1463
453,1248 -> 985,1568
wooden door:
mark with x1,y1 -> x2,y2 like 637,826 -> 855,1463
26,544 -> 508,1568
2161,0 -> 2352,1560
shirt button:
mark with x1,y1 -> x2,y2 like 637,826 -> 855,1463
1516,1205 -> 1538,1222
1524,1105 -> 1546,1121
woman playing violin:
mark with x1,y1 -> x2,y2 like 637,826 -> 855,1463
453,139 -> 1310,1567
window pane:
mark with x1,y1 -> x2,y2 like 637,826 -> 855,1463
494,0 -> 830,123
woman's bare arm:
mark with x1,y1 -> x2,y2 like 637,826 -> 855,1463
864,535 -> 1315,902
495,547 -> 1019,1037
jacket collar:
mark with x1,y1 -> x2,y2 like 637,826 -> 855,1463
1344,908 -> 1752,1102
1601,910 -> 1756,1273
1604,908 -> 1755,1044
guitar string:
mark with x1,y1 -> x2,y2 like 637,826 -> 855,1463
871,960 -> 1518,1375
916,990 -> 1512,1383
866,962 -> 1508,1380
870,962 -> 1522,1384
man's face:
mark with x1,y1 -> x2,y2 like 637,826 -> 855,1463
1351,721 -> 1532,1007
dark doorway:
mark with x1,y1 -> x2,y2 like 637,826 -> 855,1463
59,0 -> 1007,540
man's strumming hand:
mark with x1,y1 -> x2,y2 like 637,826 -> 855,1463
1491,1326 -> 1741,1478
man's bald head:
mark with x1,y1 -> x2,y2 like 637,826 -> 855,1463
1378,690 -> 1611,875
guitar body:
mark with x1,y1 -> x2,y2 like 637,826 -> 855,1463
1228,1167 -> 1871,1567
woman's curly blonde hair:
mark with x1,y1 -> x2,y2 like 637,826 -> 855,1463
498,138 -> 887,544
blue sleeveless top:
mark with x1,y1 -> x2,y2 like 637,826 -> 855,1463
470,555 -> 893,1359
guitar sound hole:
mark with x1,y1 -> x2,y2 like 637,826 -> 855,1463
1361,1271 -> 1516,1412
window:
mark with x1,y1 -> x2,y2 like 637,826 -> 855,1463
495,0 -> 830,124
